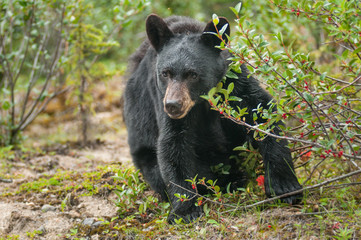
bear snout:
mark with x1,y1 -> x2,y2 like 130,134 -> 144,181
163,81 -> 195,119
165,100 -> 183,116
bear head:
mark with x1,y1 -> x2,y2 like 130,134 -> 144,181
146,14 -> 230,119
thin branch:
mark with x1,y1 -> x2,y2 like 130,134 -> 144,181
15,5 -> 66,133
241,169 -> 361,210
13,0 -> 35,87
276,210 -> 352,218
20,31 -> 49,122
19,86 -> 71,131
323,182 -> 361,189
302,156 -> 329,185
312,75 -> 361,95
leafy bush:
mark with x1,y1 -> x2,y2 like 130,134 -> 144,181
205,1 -> 361,189
0,0 -> 68,146
0,0 -> 149,146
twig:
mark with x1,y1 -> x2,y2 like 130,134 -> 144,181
19,86 -> 71,131
302,156 -> 329,185
323,182 -> 361,189
0,178 -> 13,183
20,30 -> 49,121
241,169 -> 361,210
169,181 -> 236,208
312,75 -> 361,95
283,210 -> 352,218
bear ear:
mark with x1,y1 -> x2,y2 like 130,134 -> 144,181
201,17 -> 230,51
146,14 -> 174,52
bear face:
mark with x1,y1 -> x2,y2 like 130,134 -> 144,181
146,14 -> 229,119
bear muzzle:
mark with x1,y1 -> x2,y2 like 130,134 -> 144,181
163,81 -> 195,119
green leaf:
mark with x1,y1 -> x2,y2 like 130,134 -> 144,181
353,47 -> 361,55
2,100 -> 11,110
227,82 -> 234,95
228,96 -> 242,102
207,219 -> 219,225
275,32 -> 283,43
226,71 -> 238,79
235,2 -> 242,14
208,87 -> 217,99
18,1 -> 28,7
304,92 -> 314,103
219,24 -> 229,36
230,2 -> 242,17
320,72 -> 327,81
233,146 -> 247,151
259,41 -> 269,48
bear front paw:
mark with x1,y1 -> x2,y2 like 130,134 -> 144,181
265,175 -> 303,204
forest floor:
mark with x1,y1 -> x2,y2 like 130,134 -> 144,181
0,77 -> 360,239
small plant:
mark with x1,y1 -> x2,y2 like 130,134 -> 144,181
26,230 -> 43,239
334,225 -> 354,240
112,168 -> 169,220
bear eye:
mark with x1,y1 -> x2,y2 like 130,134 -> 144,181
190,72 -> 198,79
161,70 -> 169,78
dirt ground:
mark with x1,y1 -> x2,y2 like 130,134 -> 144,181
0,78 -> 133,239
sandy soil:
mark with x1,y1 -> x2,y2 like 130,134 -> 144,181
0,78 -> 132,239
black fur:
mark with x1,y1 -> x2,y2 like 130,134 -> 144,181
124,14 -> 302,223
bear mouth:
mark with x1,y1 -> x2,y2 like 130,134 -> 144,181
165,105 -> 193,119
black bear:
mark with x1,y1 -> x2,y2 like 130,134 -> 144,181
124,14 -> 302,223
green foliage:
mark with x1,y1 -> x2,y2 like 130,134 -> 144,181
0,0 -> 69,146
112,168 -> 169,220
233,141 -> 263,179
0,0 -> 150,147
5,165 -> 119,198
205,1 -> 361,188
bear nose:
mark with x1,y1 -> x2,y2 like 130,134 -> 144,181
165,100 -> 182,115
